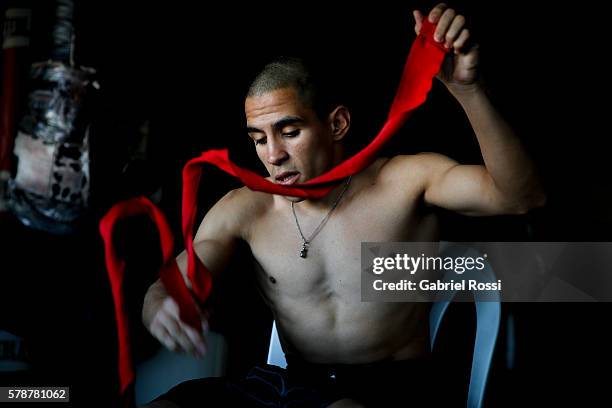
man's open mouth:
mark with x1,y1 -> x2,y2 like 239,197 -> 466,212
275,171 -> 300,185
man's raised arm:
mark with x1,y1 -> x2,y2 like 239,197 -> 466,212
412,4 -> 546,216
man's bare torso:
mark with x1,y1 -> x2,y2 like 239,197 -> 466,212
236,157 -> 438,364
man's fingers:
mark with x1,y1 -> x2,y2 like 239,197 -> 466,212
153,324 -> 180,352
452,29 -> 471,53
428,3 -> 448,24
172,326 -> 197,356
152,296 -> 210,356
161,296 -> 180,317
183,323 -> 208,357
153,313 -> 207,357
434,8 -> 456,43
413,10 -> 424,34
158,312 -> 198,355
159,337 -> 179,352
445,15 -> 465,49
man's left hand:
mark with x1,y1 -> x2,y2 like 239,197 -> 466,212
413,3 -> 480,95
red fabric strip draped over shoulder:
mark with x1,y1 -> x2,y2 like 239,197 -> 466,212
101,19 -> 447,398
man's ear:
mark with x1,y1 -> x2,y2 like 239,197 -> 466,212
327,105 -> 350,142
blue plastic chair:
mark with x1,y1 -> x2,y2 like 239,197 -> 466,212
135,331 -> 228,405
429,244 -> 501,408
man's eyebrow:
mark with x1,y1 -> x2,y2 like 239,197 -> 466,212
272,116 -> 304,131
246,126 -> 263,134
246,116 -> 305,135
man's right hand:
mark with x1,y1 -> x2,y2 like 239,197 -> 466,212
142,280 -> 208,358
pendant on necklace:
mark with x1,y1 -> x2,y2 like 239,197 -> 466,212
300,242 -> 309,258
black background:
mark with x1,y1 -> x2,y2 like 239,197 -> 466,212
1,0 -> 611,406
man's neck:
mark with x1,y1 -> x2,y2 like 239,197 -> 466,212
295,174 -> 352,212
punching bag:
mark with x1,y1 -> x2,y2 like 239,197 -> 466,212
6,0 -> 98,234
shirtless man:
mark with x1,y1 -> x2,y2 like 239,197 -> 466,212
142,4 -> 545,407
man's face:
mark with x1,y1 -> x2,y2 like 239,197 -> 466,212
245,87 -> 337,195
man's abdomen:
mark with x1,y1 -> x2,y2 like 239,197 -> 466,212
274,296 -> 431,365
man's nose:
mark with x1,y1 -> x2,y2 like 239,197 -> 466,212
266,139 -> 289,166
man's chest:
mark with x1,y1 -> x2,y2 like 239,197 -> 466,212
247,193 -> 437,297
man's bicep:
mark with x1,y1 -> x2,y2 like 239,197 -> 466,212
422,154 -> 509,216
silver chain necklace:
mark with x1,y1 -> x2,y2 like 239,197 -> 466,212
291,176 -> 352,258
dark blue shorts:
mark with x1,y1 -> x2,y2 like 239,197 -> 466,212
153,357 -> 446,407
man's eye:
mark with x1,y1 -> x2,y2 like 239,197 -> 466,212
283,130 -> 300,137
254,137 -> 267,145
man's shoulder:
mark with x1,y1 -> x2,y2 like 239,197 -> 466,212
215,186 -> 272,218
199,186 -> 271,240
